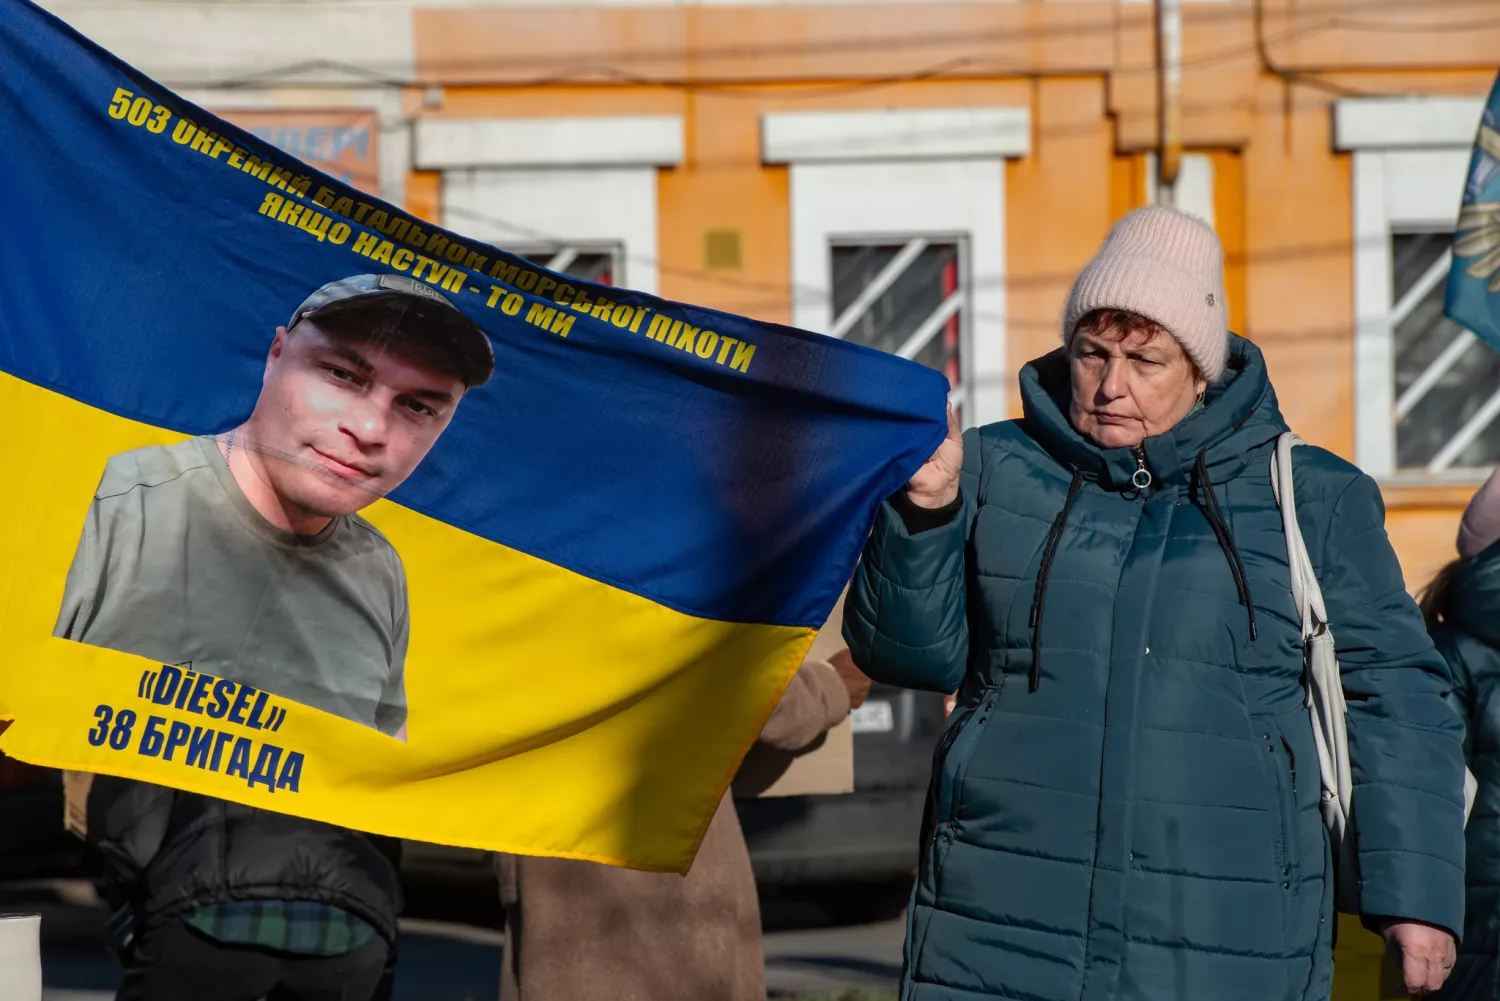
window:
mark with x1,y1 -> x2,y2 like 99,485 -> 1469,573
764,108 -> 1026,426
1346,120 -> 1481,478
782,159 -> 1009,426
1389,232 -> 1500,471
515,245 -> 620,287
830,240 -> 965,417
441,165 -> 668,296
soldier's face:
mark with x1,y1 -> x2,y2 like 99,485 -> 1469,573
249,320 -> 465,517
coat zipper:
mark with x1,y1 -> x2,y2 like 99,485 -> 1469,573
923,703 -> 976,850
1130,447 -> 1153,492
933,686 -> 1003,853
910,694 -> 987,1001
1262,725 -> 1293,888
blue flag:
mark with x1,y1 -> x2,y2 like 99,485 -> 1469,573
0,0 -> 947,869
1447,73 -> 1500,350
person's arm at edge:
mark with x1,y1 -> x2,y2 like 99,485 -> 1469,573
1318,471 -> 1466,940
757,658 -> 853,753
841,424 -> 977,694
1433,628 -> 1476,775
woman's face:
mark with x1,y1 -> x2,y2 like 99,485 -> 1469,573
1067,314 -> 1208,450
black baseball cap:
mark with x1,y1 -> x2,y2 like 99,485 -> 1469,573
290,274 -> 495,388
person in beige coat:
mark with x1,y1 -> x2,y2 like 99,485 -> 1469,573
495,650 -> 870,1001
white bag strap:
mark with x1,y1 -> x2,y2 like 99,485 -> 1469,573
1270,432 -> 1353,825
1270,433 -> 1328,644
1270,432 -> 1476,835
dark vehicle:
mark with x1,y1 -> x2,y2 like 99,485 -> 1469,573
735,680 -> 947,919
0,753 -> 90,881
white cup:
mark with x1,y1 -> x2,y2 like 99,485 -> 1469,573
0,913 -> 42,1001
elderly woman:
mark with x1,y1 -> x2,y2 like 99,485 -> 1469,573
844,206 -> 1466,1001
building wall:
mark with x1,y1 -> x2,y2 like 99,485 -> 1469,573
409,1 -> 1497,591
41,0 -> 1500,590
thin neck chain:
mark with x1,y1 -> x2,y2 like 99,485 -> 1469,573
223,427 -> 236,467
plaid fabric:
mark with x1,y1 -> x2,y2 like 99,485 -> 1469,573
182,900 -> 376,956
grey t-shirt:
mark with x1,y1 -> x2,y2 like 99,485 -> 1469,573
55,436 -> 408,736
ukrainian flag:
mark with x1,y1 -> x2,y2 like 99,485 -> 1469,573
1448,71 -> 1500,349
0,0 -> 945,870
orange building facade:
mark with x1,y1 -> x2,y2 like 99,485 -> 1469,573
53,0 -> 1500,588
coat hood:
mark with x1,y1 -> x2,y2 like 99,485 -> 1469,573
1018,333 -> 1289,490
1444,541 -> 1500,648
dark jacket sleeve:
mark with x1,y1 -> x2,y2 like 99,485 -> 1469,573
84,775 -> 176,913
841,428 -> 980,694
1318,473 -> 1467,937
1433,627 -> 1478,770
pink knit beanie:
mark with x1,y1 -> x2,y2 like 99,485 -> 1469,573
1063,205 -> 1230,382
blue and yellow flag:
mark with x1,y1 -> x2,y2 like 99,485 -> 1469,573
1448,72 -> 1500,349
0,0 -> 945,871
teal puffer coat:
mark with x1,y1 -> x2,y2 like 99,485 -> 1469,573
844,336 -> 1466,1001
1433,544 -> 1500,1000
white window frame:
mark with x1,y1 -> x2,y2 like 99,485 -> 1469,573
508,244 -> 625,287
417,116 -> 684,297
1338,96 -> 1487,480
440,168 -> 657,294
764,107 -> 1029,429
827,234 -> 971,386
1144,152 -> 1217,229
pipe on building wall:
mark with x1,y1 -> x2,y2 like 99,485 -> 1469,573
1156,0 -> 1182,201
